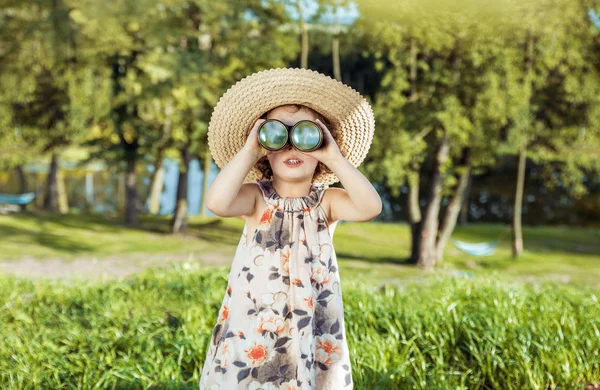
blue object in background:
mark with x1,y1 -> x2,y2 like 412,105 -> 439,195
187,159 -> 202,215
159,158 -> 179,216
590,9 -> 600,29
157,157 -> 219,217
0,192 -> 36,205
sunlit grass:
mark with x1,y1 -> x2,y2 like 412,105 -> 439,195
0,212 -> 599,286
0,263 -> 598,389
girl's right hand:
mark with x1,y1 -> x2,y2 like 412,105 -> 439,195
243,118 -> 284,161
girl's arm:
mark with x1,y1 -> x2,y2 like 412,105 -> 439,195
323,155 -> 382,223
205,118 -> 269,218
306,119 -> 382,223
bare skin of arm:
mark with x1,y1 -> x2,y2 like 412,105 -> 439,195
320,155 -> 383,223
301,119 -> 382,224
205,118 -> 280,218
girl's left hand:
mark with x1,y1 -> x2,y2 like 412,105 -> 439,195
297,118 -> 343,165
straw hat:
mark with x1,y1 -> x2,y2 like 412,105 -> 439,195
207,67 -> 375,185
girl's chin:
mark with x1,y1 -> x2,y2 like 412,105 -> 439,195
273,170 -> 313,180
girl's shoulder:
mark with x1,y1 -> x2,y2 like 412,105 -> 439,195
319,186 -> 339,224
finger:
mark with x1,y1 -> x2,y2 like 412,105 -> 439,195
251,118 -> 266,131
315,118 -> 333,139
248,120 -> 261,136
254,118 -> 266,130
315,118 -> 327,131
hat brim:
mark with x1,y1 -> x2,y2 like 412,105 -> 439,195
207,67 -> 375,185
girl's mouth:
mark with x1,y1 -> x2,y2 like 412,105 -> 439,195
284,158 -> 303,168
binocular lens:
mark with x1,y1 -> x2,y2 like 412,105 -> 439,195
291,121 -> 322,152
257,119 -> 323,152
258,121 -> 288,150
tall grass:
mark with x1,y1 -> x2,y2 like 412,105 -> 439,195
1,263 -> 598,389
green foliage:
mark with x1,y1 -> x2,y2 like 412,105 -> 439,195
71,0 -> 299,166
356,0 -> 600,198
0,0 -> 100,166
0,263 -> 598,388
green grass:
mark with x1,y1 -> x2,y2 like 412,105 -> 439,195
0,212 -> 237,260
0,263 -> 598,389
0,212 -> 599,287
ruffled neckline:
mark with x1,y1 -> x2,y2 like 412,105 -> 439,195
257,179 -> 328,209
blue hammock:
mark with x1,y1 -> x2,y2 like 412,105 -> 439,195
0,192 -> 36,205
450,237 -> 499,256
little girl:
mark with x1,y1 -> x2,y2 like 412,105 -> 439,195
200,68 -> 380,390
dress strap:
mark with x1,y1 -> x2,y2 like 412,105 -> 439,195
255,179 -> 277,206
255,179 -> 329,209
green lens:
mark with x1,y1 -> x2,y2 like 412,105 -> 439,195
258,120 -> 288,150
291,121 -> 322,151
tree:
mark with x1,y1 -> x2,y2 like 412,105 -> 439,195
1,0 -> 95,212
357,0 -> 520,269
74,0 -> 297,227
499,0 -> 600,257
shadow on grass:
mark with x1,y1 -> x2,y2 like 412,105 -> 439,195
0,224 -> 93,254
335,251 -> 416,266
1,211 -> 246,250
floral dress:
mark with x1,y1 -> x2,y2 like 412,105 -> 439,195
200,178 -> 353,390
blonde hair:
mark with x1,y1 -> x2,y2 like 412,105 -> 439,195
255,104 -> 333,182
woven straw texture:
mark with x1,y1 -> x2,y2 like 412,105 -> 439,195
207,67 -> 375,185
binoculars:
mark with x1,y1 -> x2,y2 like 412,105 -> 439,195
257,119 -> 323,152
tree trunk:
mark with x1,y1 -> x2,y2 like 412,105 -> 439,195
332,32 -> 341,81
512,147 -> 526,257
172,146 -> 191,233
57,169 -> 69,214
124,144 -> 139,226
148,149 -> 166,215
16,166 -> 28,211
407,38 -> 421,263
407,169 -> 422,263
418,41 -> 461,268
200,145 -> 211,217
417,131 -> 450,270
436,148 -> 472,264
511,35 -> 533,258
297,0 -> 308,68
117,172 -> 126,214
458,171 -> 472,225
148,100 -> 173,215
44,153 -> 59,212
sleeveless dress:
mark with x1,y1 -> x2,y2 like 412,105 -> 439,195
200,178 -> 353,390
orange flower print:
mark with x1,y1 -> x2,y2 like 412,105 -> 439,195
259,208 -> 274,224
219,339 -> 233,367
315,334 -> 341,365
280,248 -> 291,276
304,296 -> 314,309
244,341 -> 270,366
292,278 -> 303,287
220,305 -> 229,322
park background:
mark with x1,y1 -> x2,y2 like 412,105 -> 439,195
0,0 -> 599,388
